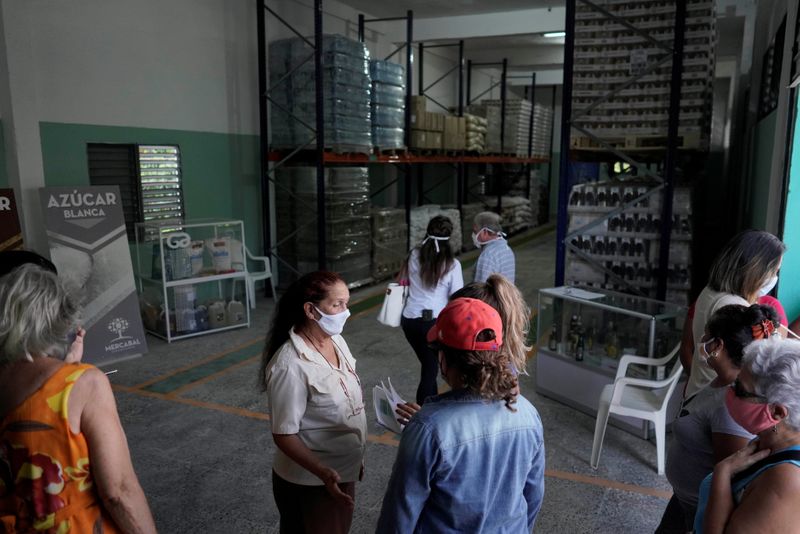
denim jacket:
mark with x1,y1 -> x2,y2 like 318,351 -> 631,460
376,389 -> 545,533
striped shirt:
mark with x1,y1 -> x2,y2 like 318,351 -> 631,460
474,238 -> 515,283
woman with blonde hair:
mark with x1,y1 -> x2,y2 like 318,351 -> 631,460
395,273 -> 530,424
0,263 -> 156,533
683,230 -> 785,399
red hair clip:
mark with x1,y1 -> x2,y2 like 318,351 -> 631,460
751,320 -> 776,340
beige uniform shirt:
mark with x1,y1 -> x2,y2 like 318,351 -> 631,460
266,328 -> 367,485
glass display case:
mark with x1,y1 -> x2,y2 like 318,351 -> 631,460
535,286 -> 687,436
134,219 -> 250,342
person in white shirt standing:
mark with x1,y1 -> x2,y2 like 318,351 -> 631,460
401,215 -> 464,404
472,211 -> 515,283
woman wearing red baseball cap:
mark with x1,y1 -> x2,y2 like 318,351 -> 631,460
376,297 -> 545,533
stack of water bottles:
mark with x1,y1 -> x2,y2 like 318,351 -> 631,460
369,60 -> 406,151
268,35 -> 373,153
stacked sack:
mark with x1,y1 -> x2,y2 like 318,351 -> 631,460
465,113 -> 488,153
269,35 -> 372,153
500,196 -> 533,234
409,205 -> 462,255
369,60 -> 406,150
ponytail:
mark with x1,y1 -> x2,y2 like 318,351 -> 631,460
451,274 -> 531,375
486,275 -> 531,374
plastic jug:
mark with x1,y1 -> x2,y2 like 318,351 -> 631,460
227,299 -> 245,325
195,305 -> 210,331
208,301 -> 227,329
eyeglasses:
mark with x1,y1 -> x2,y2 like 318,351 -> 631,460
731,378 -> 767,401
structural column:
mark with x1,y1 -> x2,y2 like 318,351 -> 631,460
0,1 -> 48,253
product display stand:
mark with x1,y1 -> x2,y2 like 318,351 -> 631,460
535,285 -> 685,438
134,219 -> 250,343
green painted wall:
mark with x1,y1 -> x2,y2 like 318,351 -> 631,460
38,122 -> 262,251
778,95 -> 800,323
0,120 -> 9,188
748,111 -> 777,229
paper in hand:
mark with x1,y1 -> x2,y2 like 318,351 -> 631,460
373,377 -> 406,434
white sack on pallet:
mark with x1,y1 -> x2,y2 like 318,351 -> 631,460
409,205 -> 462,254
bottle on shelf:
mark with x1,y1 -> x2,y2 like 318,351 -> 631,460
586,319 -> 596,352
569,314 -> 580,357
605,320 -> 619,359
576,330 -> 585,362
548,323 -> 559,351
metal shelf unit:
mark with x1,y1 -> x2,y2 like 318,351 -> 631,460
555,0 -> 709,302
256,1 -> 553,284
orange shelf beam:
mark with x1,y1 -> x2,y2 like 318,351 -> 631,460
267,151 -> 549,165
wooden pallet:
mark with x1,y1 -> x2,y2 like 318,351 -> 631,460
571,132 -> 707,151
375,147 -> 408,157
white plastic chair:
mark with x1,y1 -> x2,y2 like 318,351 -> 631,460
590,343 -> 682,475
233,246 -> 276,309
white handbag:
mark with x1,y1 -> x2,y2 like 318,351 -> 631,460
377,283 -> 408,327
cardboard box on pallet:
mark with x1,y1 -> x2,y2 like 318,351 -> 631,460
443,116 -> 466,150
411,129 -> 427,149
411,96 -> 427,129
411,129 -> 443,150
420,112 -> 444,133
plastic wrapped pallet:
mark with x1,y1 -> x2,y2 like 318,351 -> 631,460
370,60 -> 405,87
274,166 -> 373,287
409,205 -> 462,254
369,60 -> 406,151
268,35 -> 373,153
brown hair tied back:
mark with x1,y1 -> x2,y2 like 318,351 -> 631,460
441,329 -> 518,410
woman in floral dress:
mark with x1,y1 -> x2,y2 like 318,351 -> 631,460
0,262 -> 155,533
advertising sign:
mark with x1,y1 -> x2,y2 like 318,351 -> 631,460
40,186 -> 148,364
0,188 -> 23,251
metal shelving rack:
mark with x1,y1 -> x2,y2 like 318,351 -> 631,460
555,0 -> 702,302
256,1 -> 552,280
465,61 -> 541,213
358,11 -> 414,248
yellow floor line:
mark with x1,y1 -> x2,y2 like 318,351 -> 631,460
132,336 -> 264,389
113,384 -> 670,500
544,469 -> 672,500
166,355 -> 262,397
113,384 -> 270,421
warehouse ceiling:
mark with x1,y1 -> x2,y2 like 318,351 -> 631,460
347,0 -> 564,18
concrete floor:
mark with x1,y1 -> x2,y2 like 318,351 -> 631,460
108,228 -> 672,533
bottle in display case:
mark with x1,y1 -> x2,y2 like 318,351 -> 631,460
605,321 -> 619,359
535,286 -> 687,437
548,324 -> 559,351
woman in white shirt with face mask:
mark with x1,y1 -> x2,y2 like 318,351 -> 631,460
260,271 -> 366,534
683,230 -> 786,400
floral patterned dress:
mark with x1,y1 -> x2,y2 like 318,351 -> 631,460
0,363 -> 120,533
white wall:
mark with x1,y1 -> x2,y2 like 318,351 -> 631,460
2,0 -> 406,136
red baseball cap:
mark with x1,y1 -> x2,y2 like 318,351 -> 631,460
426,297 -> 503,351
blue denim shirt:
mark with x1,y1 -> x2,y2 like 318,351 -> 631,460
376,389 -> 545,533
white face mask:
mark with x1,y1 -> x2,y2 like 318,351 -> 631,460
757,275 -> 778,297
471,231 -> 483,249
313,305 -> 350,336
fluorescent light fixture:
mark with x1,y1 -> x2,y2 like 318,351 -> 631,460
543,31 -> 566,38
